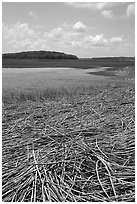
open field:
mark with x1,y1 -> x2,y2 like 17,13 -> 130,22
2,64 -> 135,201
3,66 -> 134,103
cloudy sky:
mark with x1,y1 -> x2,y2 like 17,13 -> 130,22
2,2 -> 135,57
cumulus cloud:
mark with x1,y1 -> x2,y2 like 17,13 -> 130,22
43,21 -> 86,43
29,39 -> 49,50
29,11 -> 37,18
9,38 -> 31,49
65,2 -> 117,11
2,22 -> 39,51
65,2 -> 113,10
45,27 -> 64,39
68,3 -> 135,20
66,2 -> 131,19
2,21 -> 125,55
127,3 -> 135,17
110,37 -> 123,43
101,10 -> 113,19
84,34 -> 108,47
3,22 -> 37,40
72,21 -> 86,32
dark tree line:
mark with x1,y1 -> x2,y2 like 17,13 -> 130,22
2,51 -> 78,60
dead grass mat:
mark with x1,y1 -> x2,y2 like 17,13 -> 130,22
2,81 -> 135,202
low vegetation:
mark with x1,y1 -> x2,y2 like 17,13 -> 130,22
2,56 -> 135,68
88,65 -> 135,77
2,60 -> 135,202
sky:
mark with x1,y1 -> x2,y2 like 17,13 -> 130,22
2,2 -> 135,57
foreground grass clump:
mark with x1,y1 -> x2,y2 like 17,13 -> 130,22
2,81 -> 135,202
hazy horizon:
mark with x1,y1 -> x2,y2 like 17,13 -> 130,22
2,2 -> 135,58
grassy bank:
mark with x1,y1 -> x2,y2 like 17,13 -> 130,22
2,73 -> 135,201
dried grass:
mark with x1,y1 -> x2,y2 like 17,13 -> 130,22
2,81 -> 135,202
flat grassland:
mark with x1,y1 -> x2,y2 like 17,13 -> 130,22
2,61 -> 135,202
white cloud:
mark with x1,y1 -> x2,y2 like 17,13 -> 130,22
3,22 -> 37,40
101,10 -> 113,19
65,2 -> 120,11
84,34 -> 108,47
72,21 -> 86,32
127,3 -> 135,17
29,11 -> 37,18
45,27 -> 64,39
2,21 -> 126,55
9,38 -> 31,49
3,22 -> 38,51
29,39 -> 48,50
66,2 -> 130,19
110,37 -> 123,43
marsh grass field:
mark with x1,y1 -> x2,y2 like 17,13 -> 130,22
2,62 -> 135,202
2,67 -> 108,103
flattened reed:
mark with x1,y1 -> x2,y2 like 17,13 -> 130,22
2,81 -> 135,202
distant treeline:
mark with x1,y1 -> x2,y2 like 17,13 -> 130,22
2,51 -> 78,60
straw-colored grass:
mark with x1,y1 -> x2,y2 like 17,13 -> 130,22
2,79 -> 135,202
